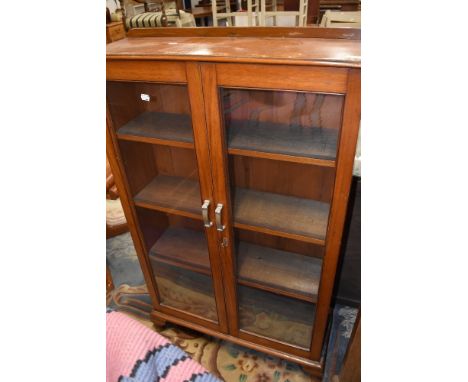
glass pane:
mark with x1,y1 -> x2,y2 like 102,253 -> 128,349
238,285 -> 315,349
153,262 -> 218,322
220,87 -> 336,348
107,81 -> 219,323
107,81 -> 193,144
222,88 -> 344,160
135,208 -> 219,322
221,88 -> 340,243
236,230 -> 324,302
234,228 -> 322,349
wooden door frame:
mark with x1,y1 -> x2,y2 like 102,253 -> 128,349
185,62 -> 229,333
200,62 -> 361,361
310,68 -> 360,359
106,62 -> 230,333
199,63 -> 240,335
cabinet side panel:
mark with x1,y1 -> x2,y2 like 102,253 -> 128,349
106,115 -> 161,307
310,69 -> 361,359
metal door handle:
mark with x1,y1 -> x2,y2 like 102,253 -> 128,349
215,203 -> 225,232
202,200 -> 213,228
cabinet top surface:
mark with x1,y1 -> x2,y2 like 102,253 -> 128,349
106,36 -> 361,68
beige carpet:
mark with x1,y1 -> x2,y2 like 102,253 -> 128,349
109,285 -> 320,382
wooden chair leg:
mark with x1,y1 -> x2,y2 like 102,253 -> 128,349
106,265 -> 114,295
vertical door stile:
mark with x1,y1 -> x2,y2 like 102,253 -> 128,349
309,68 -> 361,360
186,62 -> 230,333
200,63 -> 239,335
106,114 -> 161,309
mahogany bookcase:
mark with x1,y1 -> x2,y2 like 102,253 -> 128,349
106,27 -> 360,378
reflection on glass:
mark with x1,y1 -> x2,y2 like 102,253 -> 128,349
107,81 -> 193,143
106,77 -> 220,324
136,209 -> 219,323
222,88 -> 344,160
153,261 -> 218,322
238,286 -> 315,349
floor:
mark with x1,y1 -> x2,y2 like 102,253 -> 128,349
107,232 -> 357,382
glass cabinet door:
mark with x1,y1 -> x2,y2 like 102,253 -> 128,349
107,81 -> 221,324
219,87 -> 344,349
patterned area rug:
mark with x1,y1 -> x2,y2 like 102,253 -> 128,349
107,233 -> 357,382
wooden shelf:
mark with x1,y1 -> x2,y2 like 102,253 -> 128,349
149,227 -> 211,275
117,111 -> 194,148
227,120 -> 337,166
237,241 -> 321,303
150,258 -> 218,322
135,176 -> 329,244
233,188 -> 329,245
238,285 -> 315,349
149,227 -> 321,303
134,175 -> 201,219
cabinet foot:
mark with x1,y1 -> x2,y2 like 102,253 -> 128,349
152,317 -> 167,330
302,366 -> 322,381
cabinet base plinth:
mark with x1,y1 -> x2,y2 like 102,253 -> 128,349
302,365 -> 323,381
151,310 -> 324,378
151,315 -> 167,329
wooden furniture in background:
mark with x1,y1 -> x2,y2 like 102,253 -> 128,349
106,28 -> 360,378
319,0 -> 360,24
284,0 -> 318,24
320,0 -> 360,12
259,0 -> 307,26
107,265 -> 114,297
106,155 -> 129,238
285,0 -> 360,25
106,21 -> 126,43
211,0 -> 260,26
122,0 -> 196,29
189,6 -> 225,26
320,10 -> 360,28
210,0 -> 307,26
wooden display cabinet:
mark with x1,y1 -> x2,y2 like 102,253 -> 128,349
106,27 -> 360,378
106,21 -> 126,44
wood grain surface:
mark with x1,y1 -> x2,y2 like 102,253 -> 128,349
133,175 -> 201,217
147,226 -> 322,302
126,26 -> 361,40
117,111 -> 193,143
233,187 -> 330,242
107,32 -> 360,374
228,121 -> 338,160
237,241 -> 322,301
238,285 -> 315,349
217,64 -> 349,93
107,37 -> 361,68
107,60 -> 187,82
310,69 -> 361,359
229,155 -> 335,202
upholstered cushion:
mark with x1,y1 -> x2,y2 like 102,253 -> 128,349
126,10 -> 196,28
